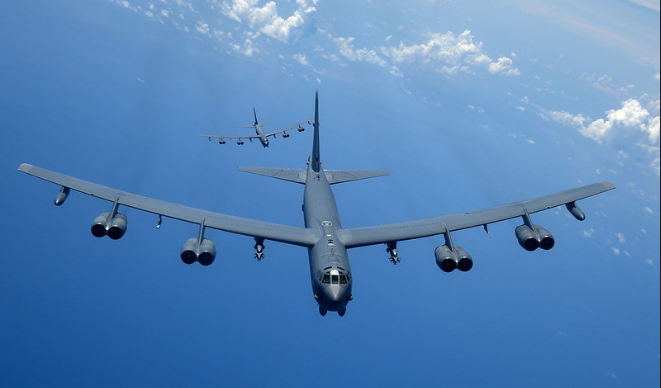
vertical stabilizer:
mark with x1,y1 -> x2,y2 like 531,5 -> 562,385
312,91 -> 321,172
253,108 -> 259,125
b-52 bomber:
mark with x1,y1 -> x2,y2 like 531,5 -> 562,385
201,108 -> 312,147
18,91 -> 615,317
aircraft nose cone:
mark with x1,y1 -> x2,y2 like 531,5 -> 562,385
326,287 -> 343,302
322,286 -> 348,311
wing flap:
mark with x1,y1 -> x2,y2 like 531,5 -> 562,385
18,164 -> 319,247
337,181 -> 615,248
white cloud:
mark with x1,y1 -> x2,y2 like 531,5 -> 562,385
230,38 -> 258,56
381,30 -> 520,76
332,36 -> 388,67
617,233 -> 626,243
608,99 -> 650,130
389,65 -> 403,77
543,99 -> 660,174
647,115 -> 660,143
293,53 -> 310,66
581,73 -> 634,96
109,0 -> 138,11
110,3 -> 517,82
545,98 -> 659,144
488,56 -> 520,76
547,110 -> 588,128
196,21 -> 211,36
222,0 -> 318,43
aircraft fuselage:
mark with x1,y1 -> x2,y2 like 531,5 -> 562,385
253,125 -> 269,147
303,161 -> 352,316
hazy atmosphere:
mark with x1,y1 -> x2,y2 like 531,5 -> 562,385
1,1 -> 659,387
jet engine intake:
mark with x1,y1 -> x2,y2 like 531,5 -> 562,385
455,246 -> 474,272
180,237 -> 217,266
435,245 -> 473,273
515,224 -> 555,251
91,212 -> 128,240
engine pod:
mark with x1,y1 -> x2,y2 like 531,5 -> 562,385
435,245 -> 457,272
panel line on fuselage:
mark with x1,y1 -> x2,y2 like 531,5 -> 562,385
303,159 -> 352,313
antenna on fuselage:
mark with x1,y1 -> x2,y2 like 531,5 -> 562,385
312,91 -> 321,173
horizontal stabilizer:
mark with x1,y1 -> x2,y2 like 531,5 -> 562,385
239,167 -> 389,185
238,167 -> 307,184
325,170 -> 389,184
241,122 -> 272,128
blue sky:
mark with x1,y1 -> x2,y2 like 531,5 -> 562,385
1,1 -> 659,387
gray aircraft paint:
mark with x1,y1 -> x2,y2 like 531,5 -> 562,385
200,108 -> 312,147
303,92 -> 352,315
18,91 -> 616,317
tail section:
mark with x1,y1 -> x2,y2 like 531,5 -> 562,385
239,91 -> 389,184
312,91 -> 321,172
241,109 -> 270,128
238,167 -> 388,185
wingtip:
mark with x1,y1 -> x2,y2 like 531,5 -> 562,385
18,163 -> 32,172
602,181 -> 617,190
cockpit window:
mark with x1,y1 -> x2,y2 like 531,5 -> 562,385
318,268 -> 351,285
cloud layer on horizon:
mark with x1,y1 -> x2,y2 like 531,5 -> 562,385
541,98 -> 660,174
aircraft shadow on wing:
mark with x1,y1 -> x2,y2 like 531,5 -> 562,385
18,91 -> 616,317
200,108 -> 313,148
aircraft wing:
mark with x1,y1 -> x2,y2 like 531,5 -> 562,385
18,164 -> 320,247
336,181 -> 616,248
200,134 -> 262,141
263,117 -> 314,138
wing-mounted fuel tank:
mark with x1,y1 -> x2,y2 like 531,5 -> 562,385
434,230 -> 473,272
54,187 -> 70,206
90,199 -> 127,240
180,221 -> 217,266
566,201 -> 586,221
515,209 -> 555,251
